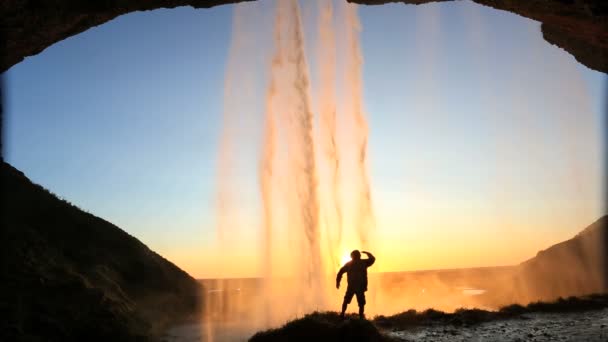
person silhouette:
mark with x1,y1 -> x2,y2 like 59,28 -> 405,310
336,250 -> 375,319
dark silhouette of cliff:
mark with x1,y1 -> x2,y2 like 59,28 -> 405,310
0,161 -> 202,341
514,215 -> 608,302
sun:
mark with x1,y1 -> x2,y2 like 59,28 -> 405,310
340,252 -> 351,266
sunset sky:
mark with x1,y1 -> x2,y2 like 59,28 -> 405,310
3,0 -> 606,278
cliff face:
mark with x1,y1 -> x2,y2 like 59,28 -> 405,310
465,0 -> 608,73
0,162 -> 202,341
514,215 -> 608,302
1,0 -> 607,73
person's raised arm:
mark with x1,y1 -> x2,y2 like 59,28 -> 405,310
336,265 -> 346,289
362,251 -> 375,267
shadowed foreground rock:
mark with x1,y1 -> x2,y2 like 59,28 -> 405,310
0,161 -> 202,341
250,312 -> 389,342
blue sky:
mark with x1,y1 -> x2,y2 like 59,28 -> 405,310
3,0 -> 606,277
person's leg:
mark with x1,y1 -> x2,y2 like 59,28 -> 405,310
356,292 -> 366,319
341,290 -> 354,318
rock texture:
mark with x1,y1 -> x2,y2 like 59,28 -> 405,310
0,0 -> 254,73
464,0 -> 608,73
247,297 -> 608,342
0,161 -> 202,341
388,308 -> 608,342
1,0 -> 607,73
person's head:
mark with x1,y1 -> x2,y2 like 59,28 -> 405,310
351,250 -> 361,260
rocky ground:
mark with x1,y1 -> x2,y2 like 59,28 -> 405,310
245,295 -> 608,342
165,308 -> 608,342
387,308 -> 608,342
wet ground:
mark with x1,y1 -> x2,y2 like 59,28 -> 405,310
165,308 -> 608,341
387,308 -> 608,342
163,321 -> 258,342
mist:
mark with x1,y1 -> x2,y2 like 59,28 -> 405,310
203,0 -> 606,337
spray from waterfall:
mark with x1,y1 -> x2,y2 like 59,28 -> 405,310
258,0 -> 323,322
317,0 -> 343,271
205,1 -> 605,337
343,2 -> 375,249
214,0 -> 374,328
260,0 -> 279,287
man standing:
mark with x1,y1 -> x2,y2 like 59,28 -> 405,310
336,250 -> 376,319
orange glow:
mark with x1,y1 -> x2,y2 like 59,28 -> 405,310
160,209 -> 599,279
340,252 -> 351,266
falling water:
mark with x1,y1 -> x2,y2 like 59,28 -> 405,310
214,0 -> 375,328
343,2 -> 375,249
261,0 -> 322,320
258,0 -> 323,323
206,1 -> 605,339
317,0 -> 343,272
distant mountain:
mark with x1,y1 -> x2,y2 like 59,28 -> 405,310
0,162 -> 202,341
515,215 -> 608,302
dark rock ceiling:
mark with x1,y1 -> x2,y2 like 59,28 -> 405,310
1,0 -> 606,73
